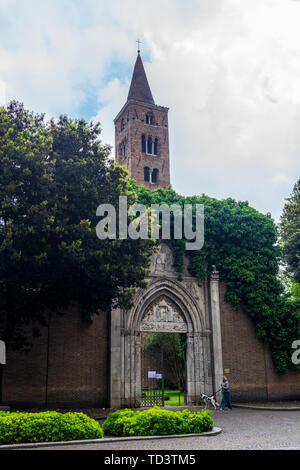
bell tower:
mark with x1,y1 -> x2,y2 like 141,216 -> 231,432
114,50 -> 170,190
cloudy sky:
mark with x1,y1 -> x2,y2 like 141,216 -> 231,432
1,0 -> 300,221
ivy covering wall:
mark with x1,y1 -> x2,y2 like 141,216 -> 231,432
129,180 -> 300,373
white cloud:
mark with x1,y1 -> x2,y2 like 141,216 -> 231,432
92,78 -> 129,152
0,0 -> 299,220
272,172 -> 293,185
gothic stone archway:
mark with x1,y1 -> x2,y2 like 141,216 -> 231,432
110,244 -> 223,409
110,285 -> 223,407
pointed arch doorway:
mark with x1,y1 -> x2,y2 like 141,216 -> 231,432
110,278 -> 215,409
140,296 -> 189,407
141,330 -> 188,407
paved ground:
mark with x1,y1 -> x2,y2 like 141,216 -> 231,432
29,407 -> 300,451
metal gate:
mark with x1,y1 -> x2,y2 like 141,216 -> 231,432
141,343 -> 164,407
141,389 -> 163,407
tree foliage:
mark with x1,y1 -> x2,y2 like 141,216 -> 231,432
278,266 -> 300,302
0,101 -> 156,350
280,180 -> 300,284
129,180 -> 300,373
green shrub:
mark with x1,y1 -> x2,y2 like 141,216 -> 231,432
102,407 -> 214,437
102,409 -> 136,436
0,411 -> 103,445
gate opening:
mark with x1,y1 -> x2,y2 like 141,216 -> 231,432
141,332 -> 188,407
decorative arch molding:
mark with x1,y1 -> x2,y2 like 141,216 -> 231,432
127,278 -> 206,336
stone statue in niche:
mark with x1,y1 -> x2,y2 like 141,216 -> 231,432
154,252 -> 166,272
151,243 -> 175,275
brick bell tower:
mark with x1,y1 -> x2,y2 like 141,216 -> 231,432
114,48 -> 170,190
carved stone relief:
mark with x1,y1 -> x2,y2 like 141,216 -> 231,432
140,296 -> 188,333
185,280 -> 204,301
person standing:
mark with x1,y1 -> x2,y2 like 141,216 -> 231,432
220,376 -> 232,410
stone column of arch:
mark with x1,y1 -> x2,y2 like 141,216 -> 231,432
209,266 -> 224,400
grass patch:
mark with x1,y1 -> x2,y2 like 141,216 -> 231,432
142,389 -> 188,406
164,390 -> 188,406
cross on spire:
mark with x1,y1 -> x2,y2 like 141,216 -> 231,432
136,39 -> 142,54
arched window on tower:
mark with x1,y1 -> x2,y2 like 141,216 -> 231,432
119,141 -> 126,160
154,138 -> 158,156
146,113 -> 154,125
121,118 -> 125,131
141,135 -> 146,153
144,167 -> 150,182
147,136 -> 153,154
152,168 -> 159,184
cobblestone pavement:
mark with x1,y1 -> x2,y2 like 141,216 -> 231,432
31,408 -> 300,451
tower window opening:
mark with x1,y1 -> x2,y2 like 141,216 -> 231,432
145,136 -> 158,155
154,138 -> 158,156
142,135 -> 146,153
144,167 -> 150,182
152,168 -> 159,184
146,113 -> 154,125
119,142 -> 126,160
147,136 -> 153,154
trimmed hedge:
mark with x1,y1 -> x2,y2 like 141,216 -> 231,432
102,407 -> 214,437
0,411 -> 103,445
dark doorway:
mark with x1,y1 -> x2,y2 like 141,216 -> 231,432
141,332 -> 187,407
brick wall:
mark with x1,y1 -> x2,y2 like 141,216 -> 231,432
3,305 -> 109,408
3,281 -> 299,408
219,282 -> 300,402
3,324 -> 49,407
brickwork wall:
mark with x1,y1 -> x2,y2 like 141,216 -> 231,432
219,282 -> 300,402
115,101 -> 170,189
3,306 -> 109,408
3,325 -> 49,407
3,281 -> 299,408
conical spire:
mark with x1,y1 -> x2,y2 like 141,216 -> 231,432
127,53 -> 155,105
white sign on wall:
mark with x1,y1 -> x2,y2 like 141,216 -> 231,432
148,371 -> 156,379
0,341 -> 6,365
156,374 -> 162,379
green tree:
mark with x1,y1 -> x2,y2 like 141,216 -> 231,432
0,101 -> 156,353
280,180 -> 300,285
